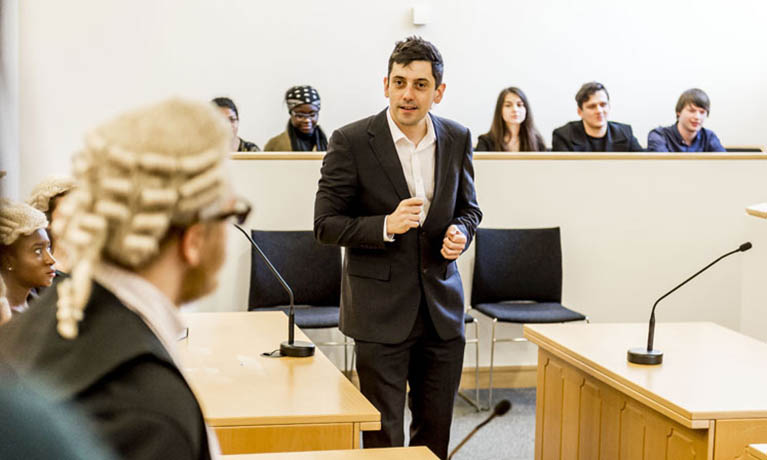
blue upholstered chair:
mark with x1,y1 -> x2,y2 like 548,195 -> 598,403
470,227 -> 587,405
248,230 -> 352,372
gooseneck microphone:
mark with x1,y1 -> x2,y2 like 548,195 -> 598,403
233,224 -> 315,358
627,242 -> 752,365
447,399 -> 511,460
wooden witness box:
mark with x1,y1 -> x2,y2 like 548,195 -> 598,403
524,322 -> 767,459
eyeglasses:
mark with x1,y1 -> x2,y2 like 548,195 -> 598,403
291,111 -> 319,120
199,196 -> 252,225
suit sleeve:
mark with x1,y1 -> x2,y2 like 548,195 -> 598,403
314,129 -> 387,249
551,128 -> 569,151
449,129 -> 483,250
647,128 -> 669,152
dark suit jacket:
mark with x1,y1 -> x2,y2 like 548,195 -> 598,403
0,280 -> 211,460
552,120 -> 644,152
314,109 -> 482,344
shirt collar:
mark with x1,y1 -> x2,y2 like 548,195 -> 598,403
386,108 -> 436,149
92,261 -> 185,361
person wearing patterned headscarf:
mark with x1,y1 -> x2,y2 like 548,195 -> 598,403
0,199 -> 55,320
0,98 -> 250,460
264,85 -> 329,152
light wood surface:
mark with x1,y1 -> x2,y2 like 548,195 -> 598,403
525,322 -> 767,460
222,446 -> 438,459
746,203 -> 767,219
179,312 -> 380,454
748,444 -> 767,460
231,152 -> 767,161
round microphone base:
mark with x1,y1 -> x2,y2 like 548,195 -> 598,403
627,347 -> 663,365
280,340 -> 315,358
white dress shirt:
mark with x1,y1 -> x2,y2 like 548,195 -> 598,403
383,108 -> 436,240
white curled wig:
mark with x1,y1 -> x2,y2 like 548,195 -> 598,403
53,98 -> 231,339
26,175 -> 77,214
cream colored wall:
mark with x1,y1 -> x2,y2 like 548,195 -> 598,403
13,0 -> 767,197
741,211 -> 767,342
185,155 -> 767,367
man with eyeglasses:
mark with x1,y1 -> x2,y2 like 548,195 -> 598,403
0,98 -> 249,460
264,85 -> 329,152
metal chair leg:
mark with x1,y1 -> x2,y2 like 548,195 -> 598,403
489,318 -> 497,408
473,319 -> 481,409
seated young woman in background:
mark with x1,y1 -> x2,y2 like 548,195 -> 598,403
476,87 -> 546,152
0,199 -> 56,320
27,175 -> 75,273
264,85 -> 328,152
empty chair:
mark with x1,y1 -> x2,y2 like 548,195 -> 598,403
470,227 -> 587,405
248,230 -> 352,371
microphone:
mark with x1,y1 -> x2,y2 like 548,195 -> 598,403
233,224 -> 315,358
447,399 -> 511,460
627,242 -> 752,365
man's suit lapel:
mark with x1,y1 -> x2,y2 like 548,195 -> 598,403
423,114 -> 452,229
368,109 -> 410,201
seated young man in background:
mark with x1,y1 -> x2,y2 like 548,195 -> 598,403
647,88 -> 725,152
552,81 -> 643,152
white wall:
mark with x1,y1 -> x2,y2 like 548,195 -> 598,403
0,0 -> 19,197
185,156 -> 767,368
15,0 -> 767,196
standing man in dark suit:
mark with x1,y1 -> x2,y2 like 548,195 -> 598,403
552,81 -> 644,152
314,36 -> 482,459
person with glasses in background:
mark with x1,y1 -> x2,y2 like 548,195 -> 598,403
0,98 -> 250,460
212,97 -> 261,152
264,85 -> 328,152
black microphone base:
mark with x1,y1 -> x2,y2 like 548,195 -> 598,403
627,347 -> 663,365
280,340 -> 315,357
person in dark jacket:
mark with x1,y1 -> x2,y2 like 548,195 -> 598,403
552,81 -> 643,152
476,87 -> 546,152
647,88 -> 725,152
0,98 -> 250,460
212,97 -> 261,152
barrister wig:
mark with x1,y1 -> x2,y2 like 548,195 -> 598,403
52,98 -> 231,339
0,199 -> 49,247
27,175 -> 77,215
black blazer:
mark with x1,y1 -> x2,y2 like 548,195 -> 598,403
0,280 -> 211,460
475,133 -> 548,152
552,120 -> 644,152
314,109 -> 482,344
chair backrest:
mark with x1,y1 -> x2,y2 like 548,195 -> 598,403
248,230 -> 341,308
471,227 -> 562,305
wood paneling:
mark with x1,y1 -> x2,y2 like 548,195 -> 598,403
535,349 -> 709,460
216,424 -> 353,455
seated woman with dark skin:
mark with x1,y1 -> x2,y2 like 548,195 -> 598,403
0,199 -> 56,322
264,85 -> 328,152
476,87 -> 546,152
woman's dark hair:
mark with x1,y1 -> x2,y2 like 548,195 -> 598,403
211,97 -> 238,118
485,87 -> 545,152
388,36 -> 444,87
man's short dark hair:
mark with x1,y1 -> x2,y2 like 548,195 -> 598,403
387,36 -> 444,87
575,82 -> 609,109
675,88 -> 710,117
211,97 -> 238,118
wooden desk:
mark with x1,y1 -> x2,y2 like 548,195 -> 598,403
223,446 -> 438,459
524,322 -> 767,460
179,312 -> 380,454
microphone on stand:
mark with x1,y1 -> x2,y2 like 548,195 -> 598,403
447,399 -> 511,460
233,224 -> 315,358
627,242 -> 752,365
